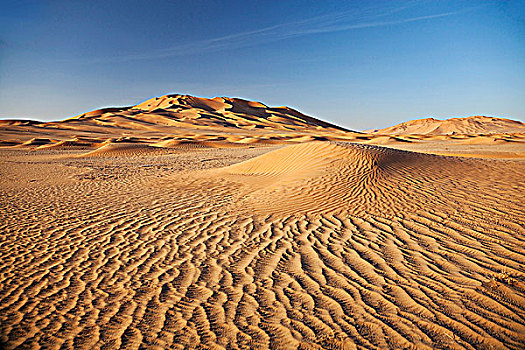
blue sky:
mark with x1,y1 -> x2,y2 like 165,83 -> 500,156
1,0 -> 524,130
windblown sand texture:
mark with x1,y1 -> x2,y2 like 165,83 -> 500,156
1,96 -> 525,349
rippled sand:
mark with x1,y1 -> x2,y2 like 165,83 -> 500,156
1,141 -> 524,349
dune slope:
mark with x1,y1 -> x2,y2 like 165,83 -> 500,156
0,94 -> 351,144
368,116 -> 525,135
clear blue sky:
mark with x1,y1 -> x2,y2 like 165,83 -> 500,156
1,0 -> 524,130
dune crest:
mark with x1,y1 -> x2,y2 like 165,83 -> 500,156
64,94 -> 351,133
211,141 -> 523,217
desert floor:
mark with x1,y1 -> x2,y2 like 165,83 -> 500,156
0,141 -> 524,350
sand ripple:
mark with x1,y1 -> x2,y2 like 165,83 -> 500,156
0,142 -> 524,349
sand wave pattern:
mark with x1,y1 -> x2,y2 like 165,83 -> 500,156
0,142 -> 524,349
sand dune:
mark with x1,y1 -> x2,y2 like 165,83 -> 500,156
217,141 -> 524,216
0,140 -> 524,349
0,94 -> 362,154
368,116 -> 525,135
37,137 -> 104,150
64,94 -> 351,134
19,137 -> 56,147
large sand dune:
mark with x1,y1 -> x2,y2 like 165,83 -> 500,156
0,94 -> 350,145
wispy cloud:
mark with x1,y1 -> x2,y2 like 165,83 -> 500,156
89,2 -> 472,63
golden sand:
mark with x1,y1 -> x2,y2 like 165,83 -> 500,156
0,96 -> 524,349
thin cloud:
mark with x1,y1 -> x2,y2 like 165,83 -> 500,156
290,11 -> 463,35
88,3 -> 474,63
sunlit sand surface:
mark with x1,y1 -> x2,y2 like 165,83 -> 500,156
1,95 -> 524,349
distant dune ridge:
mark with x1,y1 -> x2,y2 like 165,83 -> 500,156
1,94 -> 524,159
367,115 -> 525,135
1,96 -> 523,137
0,94 -> 364,151
57,94 -> 350,133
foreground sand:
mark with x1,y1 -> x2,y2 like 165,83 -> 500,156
0,141 -> 524,350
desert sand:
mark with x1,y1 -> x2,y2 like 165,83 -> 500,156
0,95 -> 524,349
